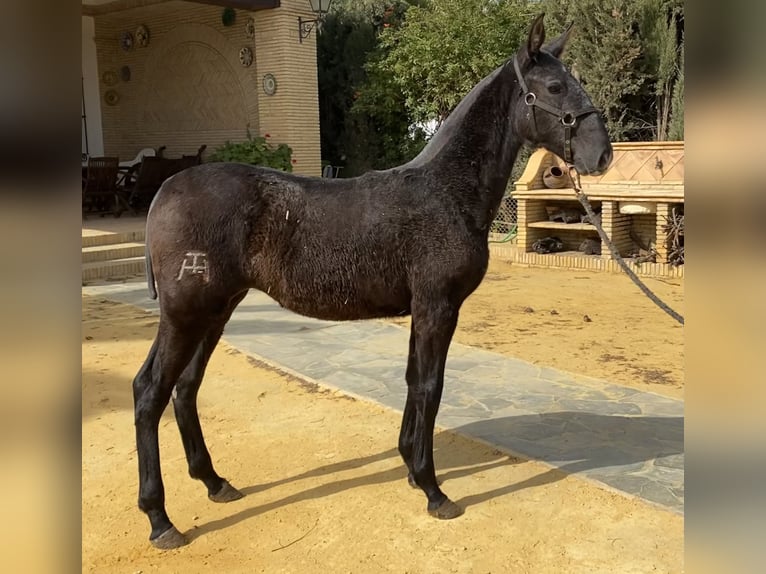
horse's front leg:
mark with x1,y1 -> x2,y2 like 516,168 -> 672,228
399,324 -> 419,486
406,302 -> 463,519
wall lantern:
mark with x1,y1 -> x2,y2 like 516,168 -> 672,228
298,0 -> 333,43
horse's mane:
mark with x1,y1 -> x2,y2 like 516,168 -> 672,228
405,64 -> 508,167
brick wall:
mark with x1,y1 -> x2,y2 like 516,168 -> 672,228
93,0 -> 321,176
488,243 -> 685,278
630,213 -> 657,252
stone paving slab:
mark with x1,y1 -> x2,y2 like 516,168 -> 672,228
83,281 -> 684,514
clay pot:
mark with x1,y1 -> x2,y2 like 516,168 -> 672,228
543,165 -> 569,189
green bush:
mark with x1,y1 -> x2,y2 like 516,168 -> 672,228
209,131 -> 293,172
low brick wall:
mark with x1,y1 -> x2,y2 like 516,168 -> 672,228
488,241 -> 684,278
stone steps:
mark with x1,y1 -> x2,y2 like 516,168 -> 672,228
82,257 -> 146,282
82,241 -> 145,263
81,229 -> 145,248
82,229 -> 147,283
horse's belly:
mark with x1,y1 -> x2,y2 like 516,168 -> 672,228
271,275 -> 411,321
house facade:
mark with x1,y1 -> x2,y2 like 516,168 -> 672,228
82,0 -> 321,176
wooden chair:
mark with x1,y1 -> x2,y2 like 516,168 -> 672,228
123,156 -> 174,211
322,165 -> 343,178
82,157 -> 133,217
117,147 -> 158,186
123,145 -> 206,211
180,144 -> 206,168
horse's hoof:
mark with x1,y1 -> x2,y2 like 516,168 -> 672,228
151,526 -> 187,550
209,480 -> 244,503
428,499 -> 464,520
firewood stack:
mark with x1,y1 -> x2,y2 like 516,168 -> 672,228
663,207 -> 684,266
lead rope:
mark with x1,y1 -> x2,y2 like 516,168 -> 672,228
567,165 -> 685,325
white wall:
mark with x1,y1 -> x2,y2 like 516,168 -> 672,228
81,16 -> 104,157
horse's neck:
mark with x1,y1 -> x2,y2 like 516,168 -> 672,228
410,63 -> 522,215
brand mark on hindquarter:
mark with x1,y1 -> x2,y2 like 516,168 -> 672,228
177,251 -> 209,282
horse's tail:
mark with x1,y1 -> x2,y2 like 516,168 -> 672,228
145,180 -> 164,301
144,210 -> 157,300
146,244 -> 157,300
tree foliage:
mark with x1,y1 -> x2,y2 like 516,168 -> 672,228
667,41 -> 684,141
317,1 -> 425,176
316,1 -> 685,177
209,131 -> 293,171
638,0 -> 684,140
316,8 -> 377,170
373,0 -> 534,126
345,2 -> 429,174
543,0 -> 684,141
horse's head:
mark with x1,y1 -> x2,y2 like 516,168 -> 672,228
512,14 -> 612,175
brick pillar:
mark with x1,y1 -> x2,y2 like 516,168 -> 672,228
655,203 -> 672,263
516,198 -> 548,252
254,0 -> 322,176
600,201 -> 633,259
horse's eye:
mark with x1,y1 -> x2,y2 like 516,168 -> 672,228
547,83 -> 563,95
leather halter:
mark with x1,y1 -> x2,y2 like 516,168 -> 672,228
513,55 -> 598,164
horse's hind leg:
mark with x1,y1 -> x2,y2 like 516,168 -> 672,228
133,317 -> 208,549
172,291 -> 248,503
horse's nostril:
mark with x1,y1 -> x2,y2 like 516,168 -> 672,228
599,148 -> 613,171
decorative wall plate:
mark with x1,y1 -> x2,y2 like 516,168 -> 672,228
245,17 -> 255,38
101,70 -> 118,86
120,65 -> 131,82
136,24 -> 150,47
239,46 -> 253,67
104,90 -> 120,106
120,31 -> 134,51
262,73 -> 277,96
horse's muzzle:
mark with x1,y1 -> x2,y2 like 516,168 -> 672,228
596,146 -> 613,173
577,145 -> 613,176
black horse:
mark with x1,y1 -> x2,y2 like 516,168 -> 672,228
134,14 -> 612,549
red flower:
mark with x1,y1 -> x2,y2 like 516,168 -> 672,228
291,159 -> 297,164
264,133 -> 271,138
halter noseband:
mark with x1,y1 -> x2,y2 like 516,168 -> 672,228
513,55 -> 598,164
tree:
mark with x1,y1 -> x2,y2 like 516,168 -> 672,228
373,0 -> 535,126
317,2 -> 424,175
344,2 -> 428,174
543,0 -> 646,140
667,41 -> 684,141
316,8 -> 377,170
543,0 -> 684,141
638,0 -> 684,140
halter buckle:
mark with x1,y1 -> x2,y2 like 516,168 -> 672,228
524,93 -> 537,106
561,112 -> 576,126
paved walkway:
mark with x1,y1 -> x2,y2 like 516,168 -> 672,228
84,281 -> 684,514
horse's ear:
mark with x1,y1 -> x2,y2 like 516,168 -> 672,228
526,13 -> 546,61
544,22 -> 574,59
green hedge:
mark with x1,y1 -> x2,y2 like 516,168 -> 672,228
209,131 -> 293,172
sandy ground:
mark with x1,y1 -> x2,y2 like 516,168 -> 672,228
392,260 -> 684,400
82,261 -> 684,573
